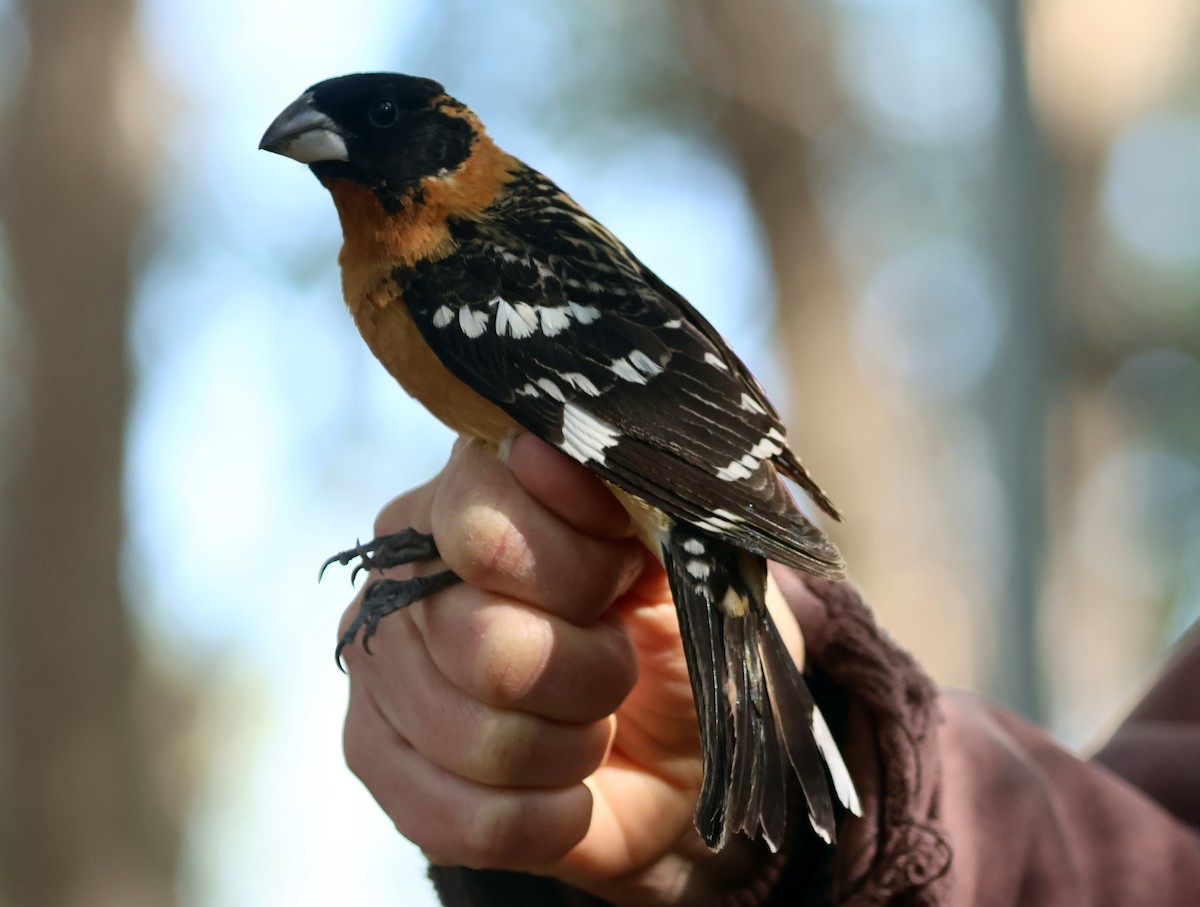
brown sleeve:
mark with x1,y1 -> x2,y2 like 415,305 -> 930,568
781,575 -> 1200,907
1091,624 -> 1200,829
944,697 -> 1200,906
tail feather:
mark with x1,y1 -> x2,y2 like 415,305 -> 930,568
757,609 -> 838,841
662,522 -> 858,851
725,610 -> 786,848
723,616 -> 763,841
670,550 -> 732,847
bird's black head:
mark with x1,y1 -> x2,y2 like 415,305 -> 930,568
260,73 -> 477,211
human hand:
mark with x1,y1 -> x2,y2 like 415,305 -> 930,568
338,434 -> 785,905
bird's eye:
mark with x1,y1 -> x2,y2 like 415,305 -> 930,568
368,99 -> 399,128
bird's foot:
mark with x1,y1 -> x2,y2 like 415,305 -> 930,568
319,528 -> 441,583
335,570 -> 462,669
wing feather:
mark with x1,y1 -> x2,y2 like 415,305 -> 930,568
398,167 -> 844,575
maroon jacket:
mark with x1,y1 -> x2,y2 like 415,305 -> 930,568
430,574 -> 1200,905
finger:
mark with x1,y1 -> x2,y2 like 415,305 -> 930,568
505,433 -> 631,540
371,479 -> 438,542
344,679 -> 593,871
412,583 -> 640,723
351,601 -> 616,787
432,438 -> 645,624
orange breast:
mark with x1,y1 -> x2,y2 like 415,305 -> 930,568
323,128 -> 521,443
349,281 -> 517,443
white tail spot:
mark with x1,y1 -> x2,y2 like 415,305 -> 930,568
811,706 -> 862,816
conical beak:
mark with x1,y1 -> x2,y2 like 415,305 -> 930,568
259,91 -> 349,163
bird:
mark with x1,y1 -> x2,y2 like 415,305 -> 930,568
260,72 -> 860,853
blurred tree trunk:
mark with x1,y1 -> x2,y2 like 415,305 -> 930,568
672,1 -> 984,690
975,0 -> 1056,720
0,1 -> 181,905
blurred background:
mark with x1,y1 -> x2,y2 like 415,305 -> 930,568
2,0 -> 1198,903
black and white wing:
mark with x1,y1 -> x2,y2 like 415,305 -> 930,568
398,171 -> 844,577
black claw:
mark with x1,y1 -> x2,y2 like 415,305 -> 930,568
319,529 -> 442,584
318,555 -> 338,582
333,570 -> 463,667
319,538 -> 369,582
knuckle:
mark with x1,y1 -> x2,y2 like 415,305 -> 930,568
471,607 -> 552,708
461,792 -> 526,868
465,711 -> 537,785
447,504 -> 524,588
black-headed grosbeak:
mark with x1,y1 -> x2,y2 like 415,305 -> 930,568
260,72 -> 859,852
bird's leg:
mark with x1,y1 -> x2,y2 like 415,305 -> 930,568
322,529 -> 462,668
335,571 -> 462,668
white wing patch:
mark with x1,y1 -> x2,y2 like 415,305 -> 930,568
451,294 -> 601,341
559,402 -> 621,465
739,392 -> 767,415
693,509 -> 742,534
539,306 -> 572,336
610,356 -> 646,384
749,434 -> 784,460
628,350 -> 664,377
610,351 -> 664,384
715,432 -> 786,482
567,301 -> 601,324
536,377 -> 565,402
560,372 -> 602,396
495,300 -> 539,338
716,459 -> 756,481
459,307 -> 489,338
704,352 -> 729,371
